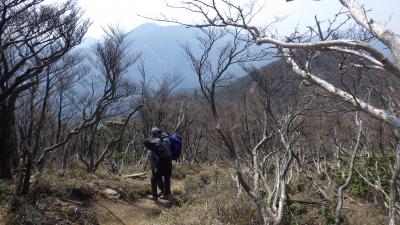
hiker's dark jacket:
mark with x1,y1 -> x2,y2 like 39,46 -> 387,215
146,137 -> 172,169
157,135 -> 172,159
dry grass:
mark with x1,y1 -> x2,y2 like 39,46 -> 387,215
155,167 -> 389,225
1,161 -> 152,225
0,162 -> 391,225
40,161 -> 151,202
155,168 -> 262,225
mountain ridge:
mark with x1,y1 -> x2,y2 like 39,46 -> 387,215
78,23 -> 270,89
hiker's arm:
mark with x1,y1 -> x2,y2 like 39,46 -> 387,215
142,151 -> 151,170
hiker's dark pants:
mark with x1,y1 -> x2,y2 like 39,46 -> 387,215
151,158 -> 172,197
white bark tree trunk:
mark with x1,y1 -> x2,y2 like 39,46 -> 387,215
284,54 -> 400,128
389,143 -> 400,225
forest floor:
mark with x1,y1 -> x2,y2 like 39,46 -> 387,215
0,213 -> 5,225
93,180 -> 184,225
0,163 -> 390,225
0,163 -> 193,225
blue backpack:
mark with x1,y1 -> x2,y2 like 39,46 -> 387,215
168,134 -> 182,160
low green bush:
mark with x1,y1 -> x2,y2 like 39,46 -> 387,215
351,172 -> 370,198
296,182 -> 305,192
319,205 -> 335,225
290,203 -> 307,215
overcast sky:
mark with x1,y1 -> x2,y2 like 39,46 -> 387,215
65,0 -> 400,38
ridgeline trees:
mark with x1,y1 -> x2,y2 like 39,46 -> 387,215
2,1 -> 400,224
153,0 -> 400,224
0,0 -> 89,179
75,27 -> 140,173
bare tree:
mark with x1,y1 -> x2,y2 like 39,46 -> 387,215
326,113 -> 363,225
0,0 -> 89,179
159,0 -> 400,128
182,27 -> 300,225
15,70 -> 52,195
139,73 -> 182,136
75,27 -> 141,173
155,1 -> 400,223
12,52 -> 87,195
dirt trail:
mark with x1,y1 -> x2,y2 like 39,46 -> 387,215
94,180 -> 184,225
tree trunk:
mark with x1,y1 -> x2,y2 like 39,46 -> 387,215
389,143 -> 400,225
61,144 -> 69,173
0,101 -> 17,179
16,154 -> 33,195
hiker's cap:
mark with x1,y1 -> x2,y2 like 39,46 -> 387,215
150,127 -> 162,136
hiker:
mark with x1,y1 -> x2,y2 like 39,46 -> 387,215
143,127 -> 173,200
143,138 -> 164,197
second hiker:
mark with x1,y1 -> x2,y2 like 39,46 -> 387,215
144,127 -> 173,200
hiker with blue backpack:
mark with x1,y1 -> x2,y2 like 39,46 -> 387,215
144,127 -> 182,201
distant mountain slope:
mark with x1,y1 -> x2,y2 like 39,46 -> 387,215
78,23 -> 271,89
220,52 -> 398,113
126,23 -> 198,87
77,23 -> 394,90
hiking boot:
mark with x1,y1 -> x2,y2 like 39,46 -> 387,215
159,194 -> 172,200
147,195 -> 158,201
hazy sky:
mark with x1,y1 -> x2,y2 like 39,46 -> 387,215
63,0 -> 399,38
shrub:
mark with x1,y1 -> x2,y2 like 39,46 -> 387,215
319,172 -> 327,181
282,202 -> 307,225
0,182 -> 13,204
352,172 -> 370,198
296,182 -> 305,192
257,188 -> 268,199
290,203 -> 307,215
332,172 -> 345,186
319,205 -> 335,225
352,156 -> 392,198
